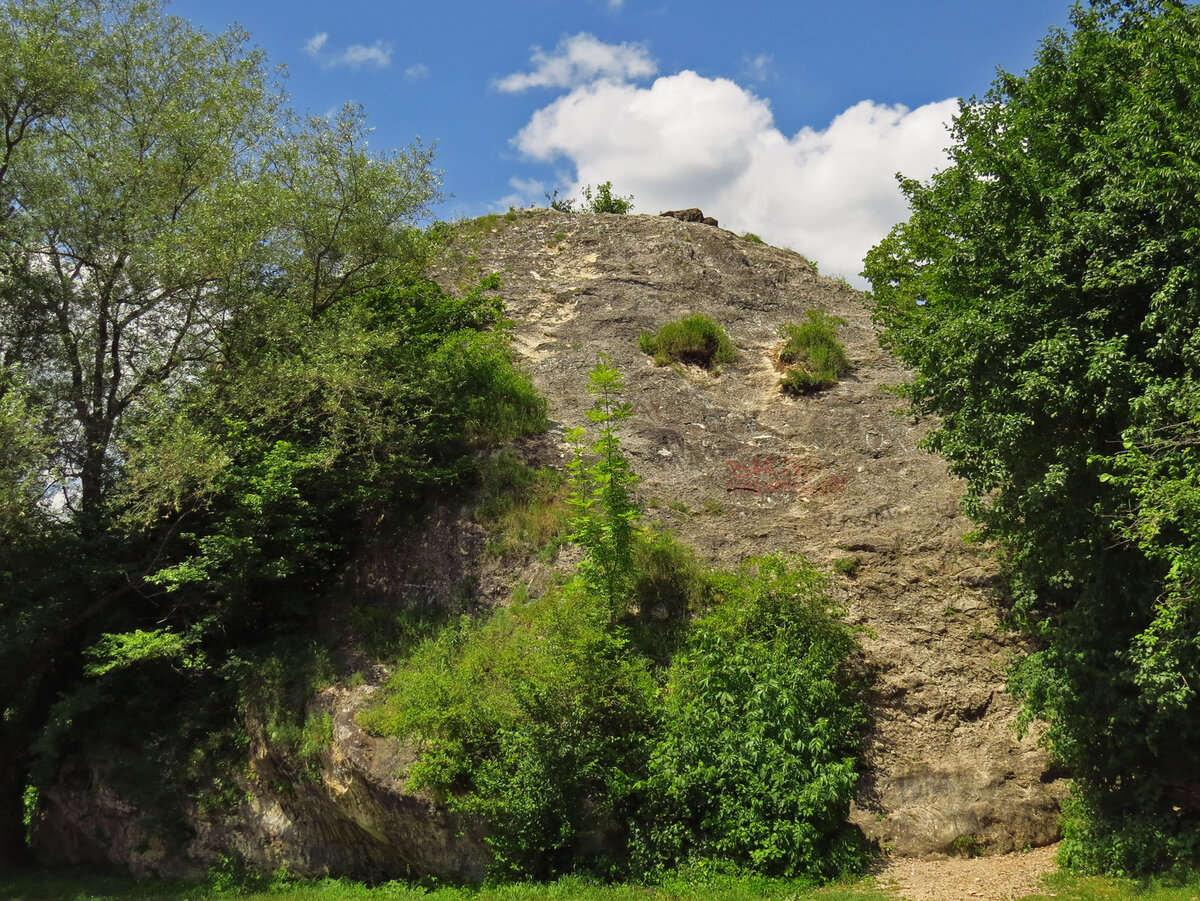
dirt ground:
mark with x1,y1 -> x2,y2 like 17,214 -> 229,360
875,844 -> 1059,900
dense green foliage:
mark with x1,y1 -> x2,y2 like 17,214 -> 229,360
360,584 -> 658,880
364,365 -> 865,882
639,314 -> 738,369
0,0 -> 544,868
581,182 -> 635,215
778,311 -> 851,396
862,0 -> 1200,874
635,557 -> 867,880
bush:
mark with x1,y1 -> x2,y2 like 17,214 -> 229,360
631,555 -> 868,881
359,583 -> 657,880
582,181 -> 634,214
639,315 -> 737,369
778,311 -> 849,395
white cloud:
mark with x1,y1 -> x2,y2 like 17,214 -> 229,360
304,32 -> 393,69
512,70 -> 955,284
405,63 -> 430,80
496,33 -> 656,93
304,32 -> 328,56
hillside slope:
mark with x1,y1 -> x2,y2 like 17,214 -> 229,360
434,209 -> 1064,856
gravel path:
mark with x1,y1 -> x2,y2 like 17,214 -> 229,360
876,845 -> 1058,900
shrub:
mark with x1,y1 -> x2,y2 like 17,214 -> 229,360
359,582 -> 657,880
632,556 -> 869,881
778,311 -> 850,395
582,181 -> 634,214
639,315 -> 737,369
740,232 -> 766,245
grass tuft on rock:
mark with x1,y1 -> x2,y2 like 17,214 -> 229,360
779,311 -> 850,396
639,314 -> 737,369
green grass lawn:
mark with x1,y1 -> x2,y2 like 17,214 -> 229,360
1,869 -> 1198,901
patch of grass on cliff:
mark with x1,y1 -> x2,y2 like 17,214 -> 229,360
639,314 -> 737,369
778,311 -> 850,396
474,450 -> 569,559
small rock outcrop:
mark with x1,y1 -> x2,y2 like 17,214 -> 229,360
33,686 -> 489,882
660,207 -> 719,227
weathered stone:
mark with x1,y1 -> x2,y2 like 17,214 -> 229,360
433,209 -> 1065,858
660,207 -> 718,227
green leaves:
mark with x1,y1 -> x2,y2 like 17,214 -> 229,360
635,556 -> 867,881
863,0 -> 1200,873
581,181 -> 634,215
567,357 -> 640,618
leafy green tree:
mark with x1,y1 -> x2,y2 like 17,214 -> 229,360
0,2 -> 440,522
0,0 -> 443,865
863,0 -> 1200,873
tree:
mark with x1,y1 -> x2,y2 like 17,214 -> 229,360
566,357 -> 640,619
0,2 -> 441,523
0,0 -> 443,865
863,0 -> 1200,873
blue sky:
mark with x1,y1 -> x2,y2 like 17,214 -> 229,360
170,0 -> 1072,282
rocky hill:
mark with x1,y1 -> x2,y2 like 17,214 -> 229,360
34,209 -> 1064,880
427,209 -> 1065,857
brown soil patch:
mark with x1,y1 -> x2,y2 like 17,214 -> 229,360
876,844 -> 1058,900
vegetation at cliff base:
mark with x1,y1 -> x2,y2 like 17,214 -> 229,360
0,0 -> 543,870
363,361 -> 868,882
864,0 -> 1200,875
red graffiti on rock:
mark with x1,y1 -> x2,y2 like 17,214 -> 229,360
725,457 -> 847,496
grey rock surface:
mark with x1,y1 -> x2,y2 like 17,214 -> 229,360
432,209 -> 1065,856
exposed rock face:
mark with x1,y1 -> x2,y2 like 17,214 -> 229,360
660,207 -> 719,227
33,686 -> 489,882
33,210 -> 1063,877
432,209 -> 1065,856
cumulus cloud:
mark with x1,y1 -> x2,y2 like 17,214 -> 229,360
304,32 -> 393,69
496,33 -> 656,92
511,67 -> 956,284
